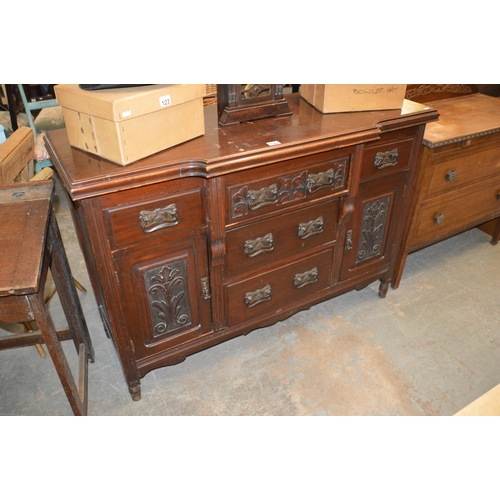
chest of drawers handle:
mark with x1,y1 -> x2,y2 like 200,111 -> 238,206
244,284 -> 272,308
446,169 -> 457,182
244,233 -> 275,257
294,267 -> 318,289
306,168 -> 339,193
247,185 -> 278,211
434,213 -> 445,225
374,148 -> 399,170
298,216 -> 324,240
139,204 -> 179,233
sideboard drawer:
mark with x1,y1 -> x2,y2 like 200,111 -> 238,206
102,179 -> 205,249
225,248 -> 333,327
427,145 -> 500,197
225,199 -> 339,279
226,149 -> 351,225
361,129 -> 415,180
413,177 -> 500,243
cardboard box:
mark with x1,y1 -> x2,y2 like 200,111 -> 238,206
55,84 -> 205,165
300,84 -> 407,113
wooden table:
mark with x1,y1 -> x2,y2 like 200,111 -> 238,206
0,181 -> 94,415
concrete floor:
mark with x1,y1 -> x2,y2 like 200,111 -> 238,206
1,173 -> 500,416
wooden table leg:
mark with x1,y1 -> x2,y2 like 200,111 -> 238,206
48,210 -> 95,363
28,292 -> 87,416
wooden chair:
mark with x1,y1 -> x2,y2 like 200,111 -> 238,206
16,85 -> 65,173
0,126 -> 94,415
1,126 -> 37,183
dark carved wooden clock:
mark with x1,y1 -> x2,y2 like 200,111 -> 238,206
217,84 -> 293,126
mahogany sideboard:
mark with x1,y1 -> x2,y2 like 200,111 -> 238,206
45,93 -> 438,400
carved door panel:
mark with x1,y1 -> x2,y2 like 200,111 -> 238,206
114,234 -> 212,362
340,172 -> 407,282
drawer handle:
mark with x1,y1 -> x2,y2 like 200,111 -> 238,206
244,233 -> 274,257
306,168 -> 336,193
374,148 -> 399,169
446,169 -> 457,182
294,267 -> 318,289
244,284 -> 272,308
247,184 -> 278,211
434,213 -> 445,225
139,204 -> 179,233
298,216 -> 324,240
496,193 -> 500,201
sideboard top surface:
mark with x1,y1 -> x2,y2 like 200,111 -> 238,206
45,93 -> 437,200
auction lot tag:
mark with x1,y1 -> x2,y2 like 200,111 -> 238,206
160,95 -> 172,107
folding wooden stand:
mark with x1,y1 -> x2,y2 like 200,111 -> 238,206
0,181 -> 94,416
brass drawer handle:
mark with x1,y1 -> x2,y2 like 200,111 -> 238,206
374,148 -> 399,169
247,184 -> 278,211
306,168 -> 336,193
294,267 -> 318,289
446,169 -> 457,182
244,284 -> 272,308
434,213 -> 445,225
298,216 -> 324,240
244,233 -> 274,257
139,204 -> 179,233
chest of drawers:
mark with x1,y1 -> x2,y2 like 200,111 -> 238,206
406,93 -> 500,254
45,94 -> 437,401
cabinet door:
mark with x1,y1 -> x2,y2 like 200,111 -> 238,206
113,234 -> 212,362
340,172 -> 407,282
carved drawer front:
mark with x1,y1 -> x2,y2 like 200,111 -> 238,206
226,149 -> 351,224
361,129 -> 416,180
413,178 -> 500,244
101,178 -> 205,249
426,145 -> 500,197
225,199 -> 339,278
225,248 -> 333,327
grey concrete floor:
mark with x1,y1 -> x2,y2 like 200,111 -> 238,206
1,173 -> 500,416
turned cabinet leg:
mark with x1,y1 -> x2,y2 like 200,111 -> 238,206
129,383 -> 142,401
378,280 -> 389,298
489,218 -> 500,246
